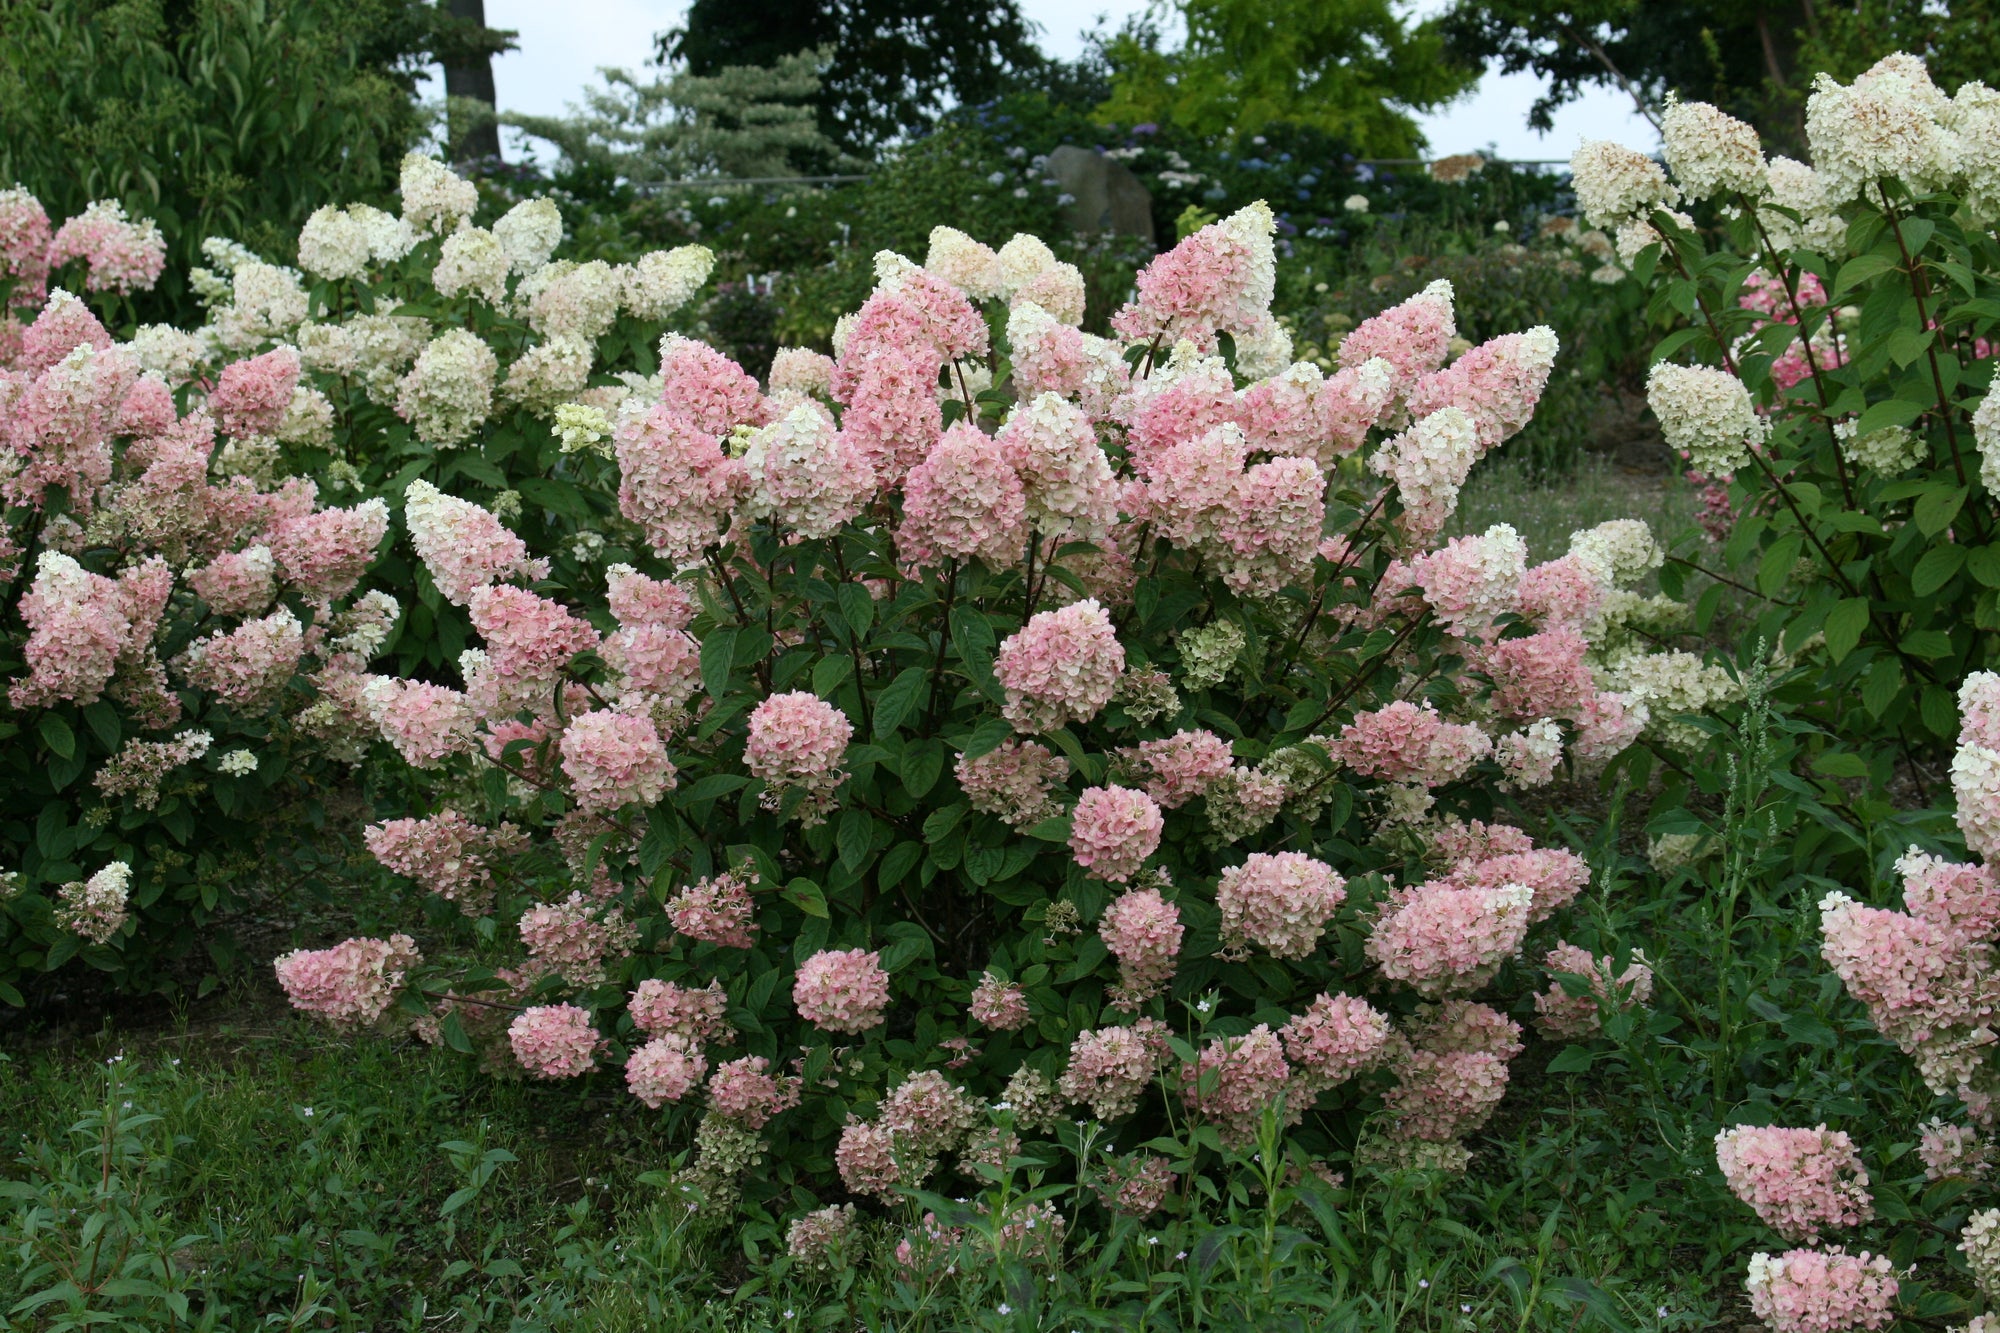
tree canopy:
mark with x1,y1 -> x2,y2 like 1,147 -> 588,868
1094,0 -> 1479,159
657,0 -> 1042,154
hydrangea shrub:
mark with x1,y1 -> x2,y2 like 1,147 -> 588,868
1580,55 -> 2000,761
274,197 -> 1684,1240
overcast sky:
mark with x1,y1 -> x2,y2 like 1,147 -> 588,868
438,0 -> 1659,163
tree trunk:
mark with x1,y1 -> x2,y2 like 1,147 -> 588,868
444,0 -> 503,163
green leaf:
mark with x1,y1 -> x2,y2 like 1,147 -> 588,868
1824,598 -> 1870,664
1546,1046 -> 1595,1075
1911,544 -> 1966,596
960,715 -> 1012,761
949,608 -> 1003,703
837,583 -> 875,641
1811,752 -> 1870,779
812,654 -> 853,698
1913,486 -> 1968,538
922,803 -> 966,842
878,841 -> 923,888
837,808 -> 875,871
782,877 -> 829,919
82,703 -> 119,752
1832,252 -> 1896,298
37,713 -> 74,760
1968,546 -> 2000,588
871,667 -> 929,738
700,627 -> 738,699
1901,628 -> 1953,658
1757,532 -> 1804,597
1855,398 -> 1925,436
902,739 -> 945,798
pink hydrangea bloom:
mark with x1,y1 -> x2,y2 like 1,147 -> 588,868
994,599 -> 1125,732
361,679 -> 474,768
1313,358 -> 1398,463
767,347 -> 836,397
46,201 -> 165,294
210,347 -> 301,438
606,563 -> 695,630
665,868 -> 759,948
1744,1249 -> 1897,1333
1897,847 -> 2000,941
186,546 -> 276,616
1405,328 -> 1559,453
405,479 -> 548,605
746,691 -> 853,823
1098,1153 -> 1175,1218
657,334 -> 766,434
1337,280 -> 1455,401
880,1069 -> 983,1165
897,421 -> 1029,570
264,498 -> 390,601
1518,555 -> 1611,634
1370,407 -> 1480,544
833,346 -> 943,484
1126,729 -> 1234,808
996,392 -> 1120,543
8,551 -> 134,709
519,891 -> 638,986
626,1034 -> 708,1108
629,978 -> 732,1042
1366,881 -> 1536,995
1180,1025 -> 1293,1145
467,583 -> 596,697
1381,1001 -> 1523,1144
957,739 -> 1069,828
363,809 -> 496,906
1111,202 -> 1276,342
1533,942 -> 1653,1040
1918,1121 -> 1989,1180
970,972 -> 1032,1029
1059,1018 -> 1171,1120
1432,818 -> 1536,864
508,1004 -> 604,1079
176,605 -> 304,707
1069,785 -> 1164,884
709,1055 -> 802,1129
1215,852 -> 1347,960
1408,525 -> 1527,637
1325,700 -> 1494,787
1962,672 -> 2000,748
1488,629 -> 1595,721
560,708 -> 676,812
835,1120 -> 904,1199
0,187 -> 52,308
114,374 -> 176,437
740,400 -> 873,539
1447,847 -> 1591,923
794,947 -> 891,1033
1282,993 -> 1393,1095
1124,355 -> 1242,480
1099,887 -> 1183,1008
52,861 -> 134,945
615,402 -> 744,564
1715,1125 -> 1875,1242
274,934 -> 420,1029
1573,690 -> 1648,768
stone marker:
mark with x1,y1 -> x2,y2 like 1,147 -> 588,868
1045,145 -> 1156,248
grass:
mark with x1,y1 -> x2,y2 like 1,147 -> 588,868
1449,454 -> 1700,562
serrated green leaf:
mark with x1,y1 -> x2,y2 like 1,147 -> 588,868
1824,597 -> 1871,663
1546,1046 -> 1594,1075
37,713 -> 74,760
1854,398 -> 1925,436
871,666 -> 929,738
1832,252 -> 1896,298
700,627 -> 738,698
1913,485 -> 1968,538
1911,544 -> 1966,596
782,877 -> 829,919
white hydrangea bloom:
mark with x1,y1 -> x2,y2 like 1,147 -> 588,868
523,259 -> 622,338
211,261 -> 309,352
924,225 -> 1002,299
297,205 -> 373,281
126,324 -> 205,384
501,335 -> 593,414
995,233 -> 1059,297
277,384 -> 336,447
1568,519 -> 1663,585
1759,156 -> 1849,252
1645,362 -> 1767,475
217,749 -> 259,776
1977,387 -> 2000,496
1806,52 -> 1959,202
1660,97 -> 1767,200
399,154 -> 478,235
493,197 -> 564,274
620,245 -> 713,320
1569,140 -> 1677,228
395,329 -> 497,446
349,204 -> 417,264
1835,419 -> 1926,474
433,227 -> 510,305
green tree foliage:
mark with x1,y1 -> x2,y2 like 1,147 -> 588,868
0,0 -> 496,320
657,0 -> 1043,155
1438,0 -> 2000,147
505,48 -> 849,184
1095,0 -> 1478,158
